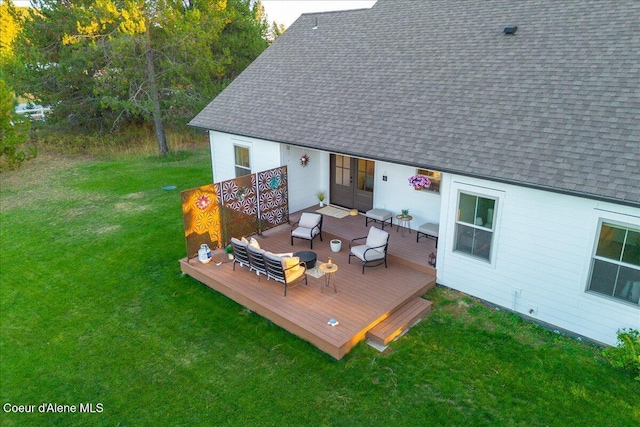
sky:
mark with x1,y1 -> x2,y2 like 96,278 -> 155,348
12,1 -> 377,28
261,1 -> 376,27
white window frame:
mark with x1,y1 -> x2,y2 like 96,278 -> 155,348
587,220 -> 640,306
234,144 -> 251,177
453,190 -> 498,263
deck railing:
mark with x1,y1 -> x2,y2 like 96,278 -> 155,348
15,105 -> 51,121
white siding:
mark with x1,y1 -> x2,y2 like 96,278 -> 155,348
371,162 -> 441,228
208,132 -> 326,213
282,145 -> 327,213
437,175 -> 640,345
209,131 -> 281,182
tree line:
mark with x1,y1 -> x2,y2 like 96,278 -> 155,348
0,0 -> 284,165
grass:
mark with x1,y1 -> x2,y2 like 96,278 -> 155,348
1,148 -> 639,426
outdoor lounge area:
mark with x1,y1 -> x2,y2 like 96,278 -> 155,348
180,207 -> 438,359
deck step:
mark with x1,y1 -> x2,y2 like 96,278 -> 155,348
366,297 -> 432,347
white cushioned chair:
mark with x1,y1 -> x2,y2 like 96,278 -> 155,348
290,212 -> 323,249
263,252 -> 307,296
348,227 -> 390,274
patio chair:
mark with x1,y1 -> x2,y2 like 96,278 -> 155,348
290,212 -> 323,249
349,226 -> 390,274
230,237 -> 251,271
263,252 -> 308,296
246,245 -> 267,281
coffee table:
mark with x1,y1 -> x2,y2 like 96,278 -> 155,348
294,251 -> 317,269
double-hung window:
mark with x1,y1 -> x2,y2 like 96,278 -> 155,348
454,192 -> 496,262
588,222 -> 640,305
234,145 -> 251,177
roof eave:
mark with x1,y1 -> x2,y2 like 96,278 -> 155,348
190,125 -> 640,209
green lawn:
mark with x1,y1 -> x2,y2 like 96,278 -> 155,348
1,149 -> 638,426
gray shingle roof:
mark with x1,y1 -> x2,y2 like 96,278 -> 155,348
190,0 -> 640,206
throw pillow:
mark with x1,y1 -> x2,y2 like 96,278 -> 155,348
282,256 -> 300,272
249,237 -> 260,250
272,252 -> 294,258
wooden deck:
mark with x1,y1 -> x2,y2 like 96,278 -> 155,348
180,207 -> 438,359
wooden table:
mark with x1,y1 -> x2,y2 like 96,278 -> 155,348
318,262 -> 338,293
396,215 -> 413,237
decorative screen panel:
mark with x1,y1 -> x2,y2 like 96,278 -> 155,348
181,184 -> 222,258
181,166 -> 289,259
217,173 -> 258,242
257,166 -> 289,229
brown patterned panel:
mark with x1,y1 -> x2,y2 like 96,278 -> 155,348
181,167 -> 290,258
181,184 -> 221,258
257,166 -> 289,230
217,174 -> 258,243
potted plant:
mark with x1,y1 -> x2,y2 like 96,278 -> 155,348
330,239 -> 342,252
408,175 -> 431,190
316,190 -> 326,207
401,209 -> 409,218
224,244 -> 234,260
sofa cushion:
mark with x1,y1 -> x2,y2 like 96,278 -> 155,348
351,245 -> 386,261
231,237 -> 248,248
284,265 -> 306,282
292,227 -> 318,238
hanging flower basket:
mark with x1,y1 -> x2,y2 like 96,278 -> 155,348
300,154 -> 310,167
408,175 -> 431,190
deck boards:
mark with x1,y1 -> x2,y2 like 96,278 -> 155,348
180,207 -> 437,359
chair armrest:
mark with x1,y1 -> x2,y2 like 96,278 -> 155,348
368,243 -> 387,251
283,260 -> 306,272
349,236 -> 367,248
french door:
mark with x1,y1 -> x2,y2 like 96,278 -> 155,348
329,154 -> 374,212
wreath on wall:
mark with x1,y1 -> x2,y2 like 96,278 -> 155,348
300,154 -> 310,167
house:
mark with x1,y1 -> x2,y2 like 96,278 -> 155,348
189,0 -> 640,346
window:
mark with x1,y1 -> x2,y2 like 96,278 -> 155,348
588,222 -> 640,305
334,155 -> 351,186
357,159 -> 375,192
234,145 -> 250,177
416,168 -> 441,193
454,192 -> 496,262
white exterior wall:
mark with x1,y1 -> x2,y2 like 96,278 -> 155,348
208,132 -> 326,213
437,174 -> 640,346
208,131 -> 444,219
372,162 -> 441,227
281,145 -> 327,213
209,131 -> 282,182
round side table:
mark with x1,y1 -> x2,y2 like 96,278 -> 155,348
318,262 -> 338,293
396,214 -> 413,237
